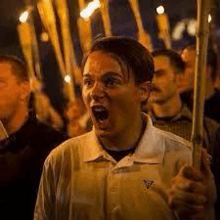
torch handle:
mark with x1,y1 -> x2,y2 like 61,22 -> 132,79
129,0 -> 144,32
100,0 -> 112,36
192,0 -> 211,169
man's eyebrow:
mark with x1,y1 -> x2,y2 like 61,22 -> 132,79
83,72 -> 124,78
83,74 -> 91,78
102,72 -> 123,78
154,69 -> 164,73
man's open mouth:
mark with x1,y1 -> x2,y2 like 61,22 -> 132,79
91,106 -> 109,125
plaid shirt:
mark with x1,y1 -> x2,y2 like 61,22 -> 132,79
149,105 -> 220,154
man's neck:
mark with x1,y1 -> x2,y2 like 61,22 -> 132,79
99,114 -> 144,151
2,106 -> 29,135
152,94 -> 182,118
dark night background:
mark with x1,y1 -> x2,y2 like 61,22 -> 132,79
0,0 -> 220,113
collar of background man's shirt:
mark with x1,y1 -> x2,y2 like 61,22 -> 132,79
150,104 -> 192,123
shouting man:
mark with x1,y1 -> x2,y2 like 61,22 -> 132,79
34,37 -> 216,220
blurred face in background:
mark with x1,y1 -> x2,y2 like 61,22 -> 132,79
0,62 -> 29,125
82,51 -> 147,140
181,48 -> 196,89
150,55 -> 179,104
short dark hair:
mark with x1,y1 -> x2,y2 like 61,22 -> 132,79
152,49 -> 186,74
182,45 -> 219,81
81,36 -> 154,84
0,55 -> 29,82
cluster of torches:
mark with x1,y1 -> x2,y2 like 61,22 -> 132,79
18,0 -> 213,99
15,0 -> 178,138
16,0 -> 213,168
17,0 -> 174,100
0,0 -> 212,169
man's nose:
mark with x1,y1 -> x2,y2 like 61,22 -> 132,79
90,82 -> 105,100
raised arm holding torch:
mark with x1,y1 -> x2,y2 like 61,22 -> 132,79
168,1 -> 216,218
156,5 -> 171,49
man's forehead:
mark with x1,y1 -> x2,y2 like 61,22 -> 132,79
0,61 -> 13,68
0,62 -> 14,76
83,51 -> 125,77
0,62 -> 22,83
86,54 -> 100,69
154,55 -> 171,68
85,52 -> 115,67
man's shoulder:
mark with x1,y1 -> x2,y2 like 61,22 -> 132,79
204,116 -> 220,130
206,88 -> 220,104
27,118 -> 68,153
33,117 -> 66,137
46,131 -> 93,163
151,127 -> 192,167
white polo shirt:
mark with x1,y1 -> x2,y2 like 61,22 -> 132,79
34,115 -> 191,220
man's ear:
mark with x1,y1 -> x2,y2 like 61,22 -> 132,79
175,73 -> 184,87
20,81 -> 31,100
139,81 -> 151,103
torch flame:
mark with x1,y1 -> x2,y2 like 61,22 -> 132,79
156,5 -> 165,15
80,0 -> 101,20
19,11 -> 29,23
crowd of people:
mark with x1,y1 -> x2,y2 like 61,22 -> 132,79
0,36 -> 220,220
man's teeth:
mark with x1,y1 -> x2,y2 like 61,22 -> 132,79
92,106 -> 109,123
94,108 -> 105,112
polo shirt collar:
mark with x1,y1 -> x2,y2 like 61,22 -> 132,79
83,114 -> 165,164
83,131 -> 114,163
132,114 -> 165,164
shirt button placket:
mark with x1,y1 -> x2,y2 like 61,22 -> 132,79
107,169 -> 120,215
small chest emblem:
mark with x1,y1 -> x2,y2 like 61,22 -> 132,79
143,180 -> 154,189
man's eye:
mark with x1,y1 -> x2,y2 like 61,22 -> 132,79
154,71 -> 164,77
83,79 -> 93,86
105,78 -> 119,87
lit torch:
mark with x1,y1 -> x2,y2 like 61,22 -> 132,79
37,0 -> 74,101
100,0 -> 112,36
156,5 -> 171,49
37,0 -> 66,79
78,0 -> 100,54
55,0 -> 81,101
192,0 -> 212,169
129,0 -> 153,51
17,11 -> 36,82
